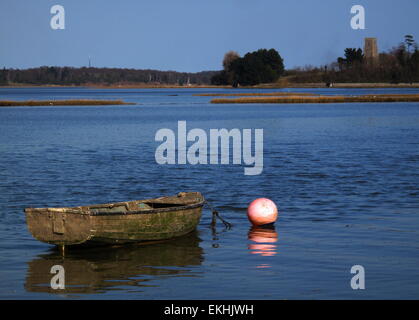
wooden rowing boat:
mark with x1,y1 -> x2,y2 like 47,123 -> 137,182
24,192 -> 205,248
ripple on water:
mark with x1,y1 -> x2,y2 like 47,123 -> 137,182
0,88 -> 419,299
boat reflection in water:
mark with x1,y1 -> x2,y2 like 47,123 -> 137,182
248,225 -> 278,268
25,231 -> 203,295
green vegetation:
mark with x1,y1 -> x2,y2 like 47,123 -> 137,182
1,36 -> 417,88
0,67 -> 218,87
211,49 -> 285,87
0,99 -> 133,107
337,48 -> 364,69
288,35 -> 419,84
211,94 -> 419,104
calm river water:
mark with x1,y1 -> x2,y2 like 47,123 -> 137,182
0,87 -> 418,299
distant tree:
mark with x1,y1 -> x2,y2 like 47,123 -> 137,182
346,48 -> 363,64
210,70 -> 229,85
222,51 -> 240,85
405,34 -> 415,54
211,48 -> 284,86
393,44 -> 408,67
337,57 -> 346,71
223,51 -> 240,71
230,48 -> 284,86
336,48 -> 363,71
0,68 -> 8,85
411,49 -> 419,79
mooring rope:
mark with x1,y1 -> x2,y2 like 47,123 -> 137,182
204,200 -> 232,229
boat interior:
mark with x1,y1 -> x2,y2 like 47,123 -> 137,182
25,192 -> 204,214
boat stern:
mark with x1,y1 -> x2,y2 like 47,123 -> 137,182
24,208 -> 93,246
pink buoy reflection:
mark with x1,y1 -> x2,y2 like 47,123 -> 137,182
248,226 -> 278,259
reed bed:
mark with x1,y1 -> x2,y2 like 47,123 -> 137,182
211,94 -> 419,104
0,99 -> 134,107
194,92 -> 318,97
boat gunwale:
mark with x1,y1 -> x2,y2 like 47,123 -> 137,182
89,200 -> 205,216
24,197 -> 205,216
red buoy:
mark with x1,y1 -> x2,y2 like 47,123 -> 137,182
247,198 -> 278,226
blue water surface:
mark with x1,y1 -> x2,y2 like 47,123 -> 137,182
0,87 -> 418,299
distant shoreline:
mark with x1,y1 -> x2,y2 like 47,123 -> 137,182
0,99 -> 134,107
1,83 -> 419,89
0,84 -> 230,89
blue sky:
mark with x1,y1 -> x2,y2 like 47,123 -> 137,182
0,0 -> 418,72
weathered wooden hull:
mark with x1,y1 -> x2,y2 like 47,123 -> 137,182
25,192 -> 204,247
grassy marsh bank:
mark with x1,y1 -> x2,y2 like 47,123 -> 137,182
211,94 -> 419,104
194,92 -> 318,97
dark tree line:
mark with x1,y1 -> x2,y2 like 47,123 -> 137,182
337,48 -> 364,69
2,37 -> 417,87
289,35 -> 419,84
211,49 -> 285,86
0,66 -> 219,86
